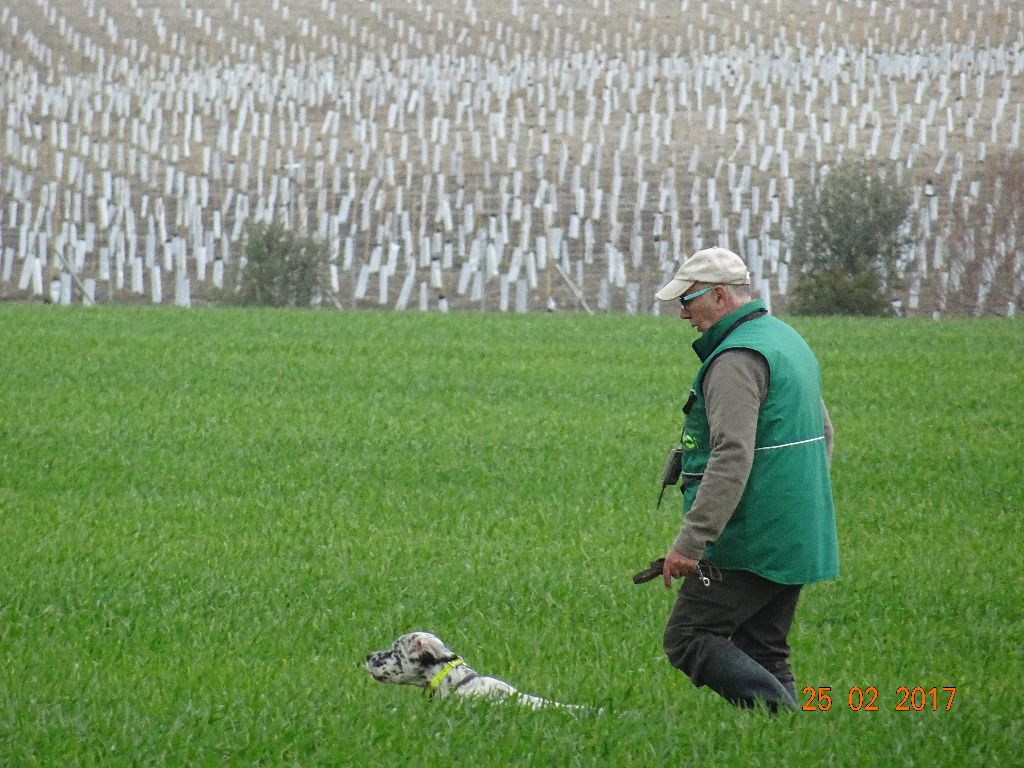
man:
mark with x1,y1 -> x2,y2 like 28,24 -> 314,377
655,247 -> 839,711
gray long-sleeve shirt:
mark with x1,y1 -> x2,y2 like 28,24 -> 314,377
672,348 -> 834,560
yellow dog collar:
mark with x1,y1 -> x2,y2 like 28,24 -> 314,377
425,658 -> 465,698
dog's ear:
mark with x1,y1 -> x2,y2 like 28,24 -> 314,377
411,633 -> 453,662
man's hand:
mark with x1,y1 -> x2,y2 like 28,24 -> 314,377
662,549 -> 700,589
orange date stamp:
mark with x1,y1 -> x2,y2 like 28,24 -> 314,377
802,686 -> 957,712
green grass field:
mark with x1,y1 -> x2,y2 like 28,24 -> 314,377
1,305 -> 1021,766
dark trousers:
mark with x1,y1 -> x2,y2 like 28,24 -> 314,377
663,568 -> 802,709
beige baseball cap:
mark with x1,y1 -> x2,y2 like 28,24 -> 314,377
655,247 -> 751,300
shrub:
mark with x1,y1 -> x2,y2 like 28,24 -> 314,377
787,161 -> 912,316
229,221 -> 329,308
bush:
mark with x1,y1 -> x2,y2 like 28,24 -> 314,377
230,221 -> 329,308
787,161 -> 912,316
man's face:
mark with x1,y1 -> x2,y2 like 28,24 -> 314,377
678,284 -> 724,333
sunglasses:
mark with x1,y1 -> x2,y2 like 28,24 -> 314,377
678,285 -> 715,308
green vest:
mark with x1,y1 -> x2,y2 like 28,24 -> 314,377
681,300 -> 839,584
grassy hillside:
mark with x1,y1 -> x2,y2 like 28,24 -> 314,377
0,305 -> 1021,765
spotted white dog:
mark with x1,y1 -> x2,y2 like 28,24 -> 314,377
366,631 -> 583,711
